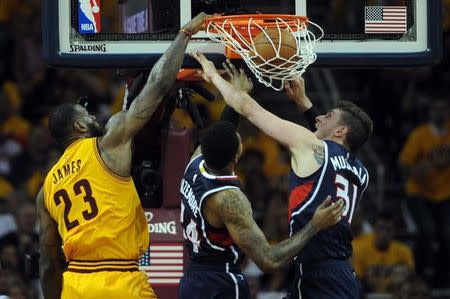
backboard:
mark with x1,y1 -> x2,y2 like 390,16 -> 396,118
42,0 -> 442,68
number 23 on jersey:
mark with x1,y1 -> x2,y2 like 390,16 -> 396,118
53,179 -> 99,231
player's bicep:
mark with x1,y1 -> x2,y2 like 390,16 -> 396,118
243,97 -> 320,150
216,190 -> 270,260
122,82 -> 165,136
103,82 -> 166,145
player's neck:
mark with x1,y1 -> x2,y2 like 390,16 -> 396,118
61,136 -> 82,150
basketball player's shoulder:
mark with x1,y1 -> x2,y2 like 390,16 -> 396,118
213,188 -> 250,216
216,188 -> 245,201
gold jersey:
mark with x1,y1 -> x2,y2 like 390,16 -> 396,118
43,138 -> 149,262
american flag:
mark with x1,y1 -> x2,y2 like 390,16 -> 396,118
139,243 -> 184,285
365,6 -> 407,34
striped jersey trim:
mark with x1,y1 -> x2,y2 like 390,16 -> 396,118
199,160 -> 238,180
68,259 -> 139,273
93,138 -> 131,182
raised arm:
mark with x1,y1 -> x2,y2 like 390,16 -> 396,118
37,188 -> 64,299
285,76 -> 321,130
188,59 -> 253,162
213,189 -> 344,272
102,13 -> 209,146
191,52 -> 322,153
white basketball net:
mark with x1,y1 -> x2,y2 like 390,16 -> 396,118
207,17 -> 324,91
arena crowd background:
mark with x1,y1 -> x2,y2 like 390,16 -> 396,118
0,1 -> 449,298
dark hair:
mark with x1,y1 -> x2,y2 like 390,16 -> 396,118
200,121 -> 239,170
336,100 -> 373,152
48,103 -> 80,145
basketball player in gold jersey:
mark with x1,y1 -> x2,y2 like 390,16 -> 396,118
36,13 -> 209,299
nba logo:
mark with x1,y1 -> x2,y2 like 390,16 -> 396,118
78,0 -> 101,34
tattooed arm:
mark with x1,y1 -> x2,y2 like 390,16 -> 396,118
37,188 -> 64,299
213,189 -> 344,272
101,13 -> 208,146
96,13 -> 208,176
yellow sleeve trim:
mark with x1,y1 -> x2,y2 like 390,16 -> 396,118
93,138 -> 131,182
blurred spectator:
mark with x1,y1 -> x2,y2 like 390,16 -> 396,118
385,264 -> 411,294
236,148 -> 265,183
0,93 -> 30,146
0,195 -> 16,238
399,98 -> 450,287
0,233 -> 19,272
9,125 -> 54,189
14,201 -> 38,257
261,189 -> 291,293
352,212 -> 415,293
239,119 -> 287,181
394,275 -> 431,299
243,169 -> 268,224
0,271 -> 32,299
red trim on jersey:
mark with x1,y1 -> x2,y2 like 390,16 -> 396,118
288,181 -> 314,222
207,230 -> 234,246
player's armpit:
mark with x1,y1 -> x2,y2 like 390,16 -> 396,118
37,188 -> 64,299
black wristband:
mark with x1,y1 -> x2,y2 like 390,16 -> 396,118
220,105 -> 241,128
304,106 -> 321,130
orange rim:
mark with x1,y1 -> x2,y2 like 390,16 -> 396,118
206,14 -> 308,37
177,68 -> 203,81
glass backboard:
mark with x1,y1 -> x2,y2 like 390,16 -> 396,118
42,0 -> 442,68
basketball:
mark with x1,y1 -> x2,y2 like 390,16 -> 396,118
251,28 -> 299,66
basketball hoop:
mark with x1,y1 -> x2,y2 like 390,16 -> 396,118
205,14 -> 324,91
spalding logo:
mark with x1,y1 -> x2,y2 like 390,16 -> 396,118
145,212 -> 177,235
69,44 -> 107,52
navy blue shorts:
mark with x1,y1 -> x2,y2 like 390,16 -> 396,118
179,263 -> 250,299
285,260 -> 361,299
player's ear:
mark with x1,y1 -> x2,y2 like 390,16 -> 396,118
334,126 -> 348,138
73,120 -> 87,133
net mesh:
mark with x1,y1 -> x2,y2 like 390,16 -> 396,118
206,16 -> 323,91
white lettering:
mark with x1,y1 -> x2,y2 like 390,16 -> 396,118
148,221 -> 177,235
330,157 -> 341,171
329,155 -> 366,185
180,179 -> 199,216
81,23 -> 94,31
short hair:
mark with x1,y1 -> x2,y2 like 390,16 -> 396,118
48,103 -> 80,145
200,121 -> 239,170
336,100 -> 373,152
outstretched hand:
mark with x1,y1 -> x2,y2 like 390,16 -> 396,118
285,76 -> 312,112
311,196 -> 345,231
222,59 -> 253,93
182,12 -> 211,36
190,51 -> 220,83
